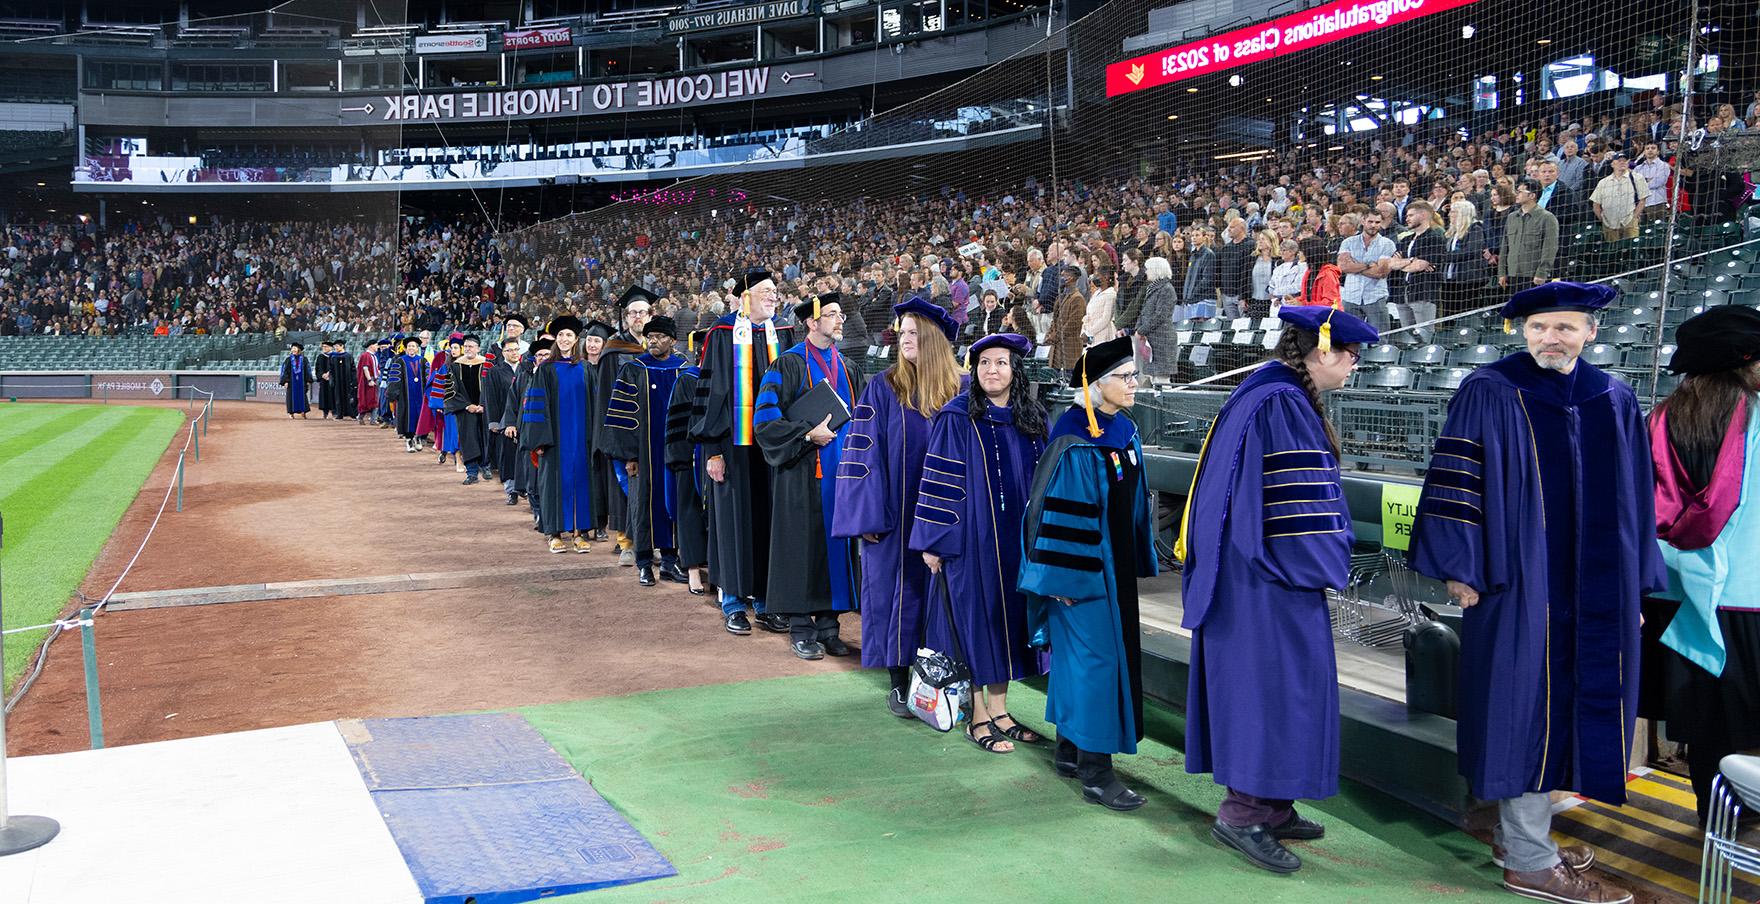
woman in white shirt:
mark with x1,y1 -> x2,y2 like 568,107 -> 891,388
1267,239 -> 1308,309
1082,267 -> 1118,346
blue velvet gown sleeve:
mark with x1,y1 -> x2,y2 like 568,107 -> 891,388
1018,448 -> 1109,604
831,377 -> 895,538
601,360 -> 643,463
519,363 -> 556,452
1253,392 -> 1352,591
1409,379 -> 1497,594
909,411 -> 968,560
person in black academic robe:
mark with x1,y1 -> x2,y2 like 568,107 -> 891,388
521,319 -> 597,553
315,340 -> 338,417
1409,283 -> 1663,903
444,336 -> 492,485
581,321 -> 626,545
666,331 -> 711,596
279,343 -> 313,417
331,346 -> 358,420
755,296 -> 863,659
483,336 -> 522,502
689,269 -> 794,635
383,338 -> 429,451
601,316 -> 688,587
594,290 -> 655,560
509,338 -> 553,520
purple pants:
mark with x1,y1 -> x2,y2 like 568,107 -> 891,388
1218,788 -> 1294,828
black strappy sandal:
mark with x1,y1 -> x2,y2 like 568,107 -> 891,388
991,712 -> 1045,745
965,720 -> 1013,754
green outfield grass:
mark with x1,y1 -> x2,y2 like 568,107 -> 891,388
0,403 -> 184,691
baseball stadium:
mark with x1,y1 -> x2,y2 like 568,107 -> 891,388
0,0 -> 1757,900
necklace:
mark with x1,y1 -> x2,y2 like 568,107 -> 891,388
982,406 -> 1007,512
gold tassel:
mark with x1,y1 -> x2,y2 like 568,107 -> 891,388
813,296 -> 821,320
1503,318 -> 1513,334
1081,364 -> 1101,438
742,290 -> 752,320
1318,308 -> 1334,354
688,332 -> 695,357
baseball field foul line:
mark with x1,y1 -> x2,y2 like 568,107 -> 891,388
103,563 -> 621,611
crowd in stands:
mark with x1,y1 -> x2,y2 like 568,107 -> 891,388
6,84 -> 1757,352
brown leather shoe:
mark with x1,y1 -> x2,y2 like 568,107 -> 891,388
1493,843 -> 1596,873
1502,863 -> 1633,904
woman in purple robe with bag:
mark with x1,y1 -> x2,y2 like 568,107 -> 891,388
910,333 -> 1049,754
1177,305 -> 1375,875
834,296 -> 967,718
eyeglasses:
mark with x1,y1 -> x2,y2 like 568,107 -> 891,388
1345,348 -> 1362,363
1105,371 -> 1141,384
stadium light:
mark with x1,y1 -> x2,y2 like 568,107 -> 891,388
1461,24 -> 1475,38
1228,74 -> 1242,87
1371,75 -> 1384,81
1166,114 -> 1179,120
188,216 -> 198,225
1186,87 -> 1198,93
1536,38 -> 1552,45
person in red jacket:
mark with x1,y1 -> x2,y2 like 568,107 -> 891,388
356,337 -> 381,424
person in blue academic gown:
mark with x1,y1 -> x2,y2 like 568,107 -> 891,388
1410,282 -> 1663,904
279,341 -> 313,417
911,333 -> 1049,755
1018,336 -> 1158,811
602,316 -> 688,588
755,295 -> 864,659
383,337 -> 428,449
834,296 -> 968,717
521,315 -> 598,555
1179,306 -> 1375,874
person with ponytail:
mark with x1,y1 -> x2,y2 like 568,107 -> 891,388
1645,304 -> 1760,824
910,333 -> 1049,754
1018,336 -> 1158,811
833,296 -> 966,718
1177,305 -> 1374,873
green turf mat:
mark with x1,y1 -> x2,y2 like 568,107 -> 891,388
0,404 -> 183,690
521,670 -> 1508,902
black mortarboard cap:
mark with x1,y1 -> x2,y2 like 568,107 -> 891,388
1670,305 -> 1760,375
643,316 -> 677,338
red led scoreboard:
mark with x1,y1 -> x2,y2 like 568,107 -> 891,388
1104,0 -> 1480,98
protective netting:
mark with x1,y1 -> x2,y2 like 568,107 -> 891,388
484,0 -> 1757,469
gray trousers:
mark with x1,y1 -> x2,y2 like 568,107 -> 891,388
1492,792 -> 1560,872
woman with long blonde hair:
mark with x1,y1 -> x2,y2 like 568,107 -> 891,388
834,297 -> 968,717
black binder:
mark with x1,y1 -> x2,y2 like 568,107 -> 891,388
786,378 -> 851,433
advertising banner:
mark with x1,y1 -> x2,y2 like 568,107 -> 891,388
503,26 -> 573,50
663,0 -> 815,35
414,33 -> 488,54
1105,0 -> 1478,98
345,66 -> 816,124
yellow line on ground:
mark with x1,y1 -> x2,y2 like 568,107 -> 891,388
1555,805 -> 1705,866
1552,836 -> 1702,899
1631,776 -> 1703,813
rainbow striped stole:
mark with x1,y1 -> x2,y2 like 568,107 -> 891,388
732,318 -> 780,446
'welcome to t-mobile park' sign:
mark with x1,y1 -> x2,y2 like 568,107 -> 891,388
1104,0 -> 1479,98
344,67 -> 816,123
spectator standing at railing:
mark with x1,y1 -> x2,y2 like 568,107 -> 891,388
1438,202 -> 1490,318
1181,229 -> 1217,322
1216,218 -> 1253,321
1498,179 -> 1560,290
1633,142 -> 1673,221
1337,212 -> 1395,331
1134,256 -> 1179,383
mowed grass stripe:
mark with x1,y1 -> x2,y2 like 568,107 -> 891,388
1,406 -> 182,690
0,407 -> 140,503
0,406 -> 98,468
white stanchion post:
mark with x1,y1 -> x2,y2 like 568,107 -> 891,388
0,513 -> 60,855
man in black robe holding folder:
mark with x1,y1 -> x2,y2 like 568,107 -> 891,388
755,294 -> 864,660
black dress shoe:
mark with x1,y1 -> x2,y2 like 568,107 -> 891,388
658,562 -> 689,584
505,494 -> 519,506
755,613 -> 790,634
1269,810 -> 1325,841
792,640 -> 825,660
638,565 -> 657,587
1211,821 -> 1302,873
461,474 -> 479,485
887,687 -> 914,718
821,637 -> 854,657
1082,778 -> 1147,811
724,611 -> 752,635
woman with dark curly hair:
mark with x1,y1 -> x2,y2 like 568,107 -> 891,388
910,333 -> 1049,755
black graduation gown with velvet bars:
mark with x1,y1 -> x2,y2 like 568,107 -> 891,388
601,353 -> 685,552
482,359 -> 519,482
666,366 -> 709,570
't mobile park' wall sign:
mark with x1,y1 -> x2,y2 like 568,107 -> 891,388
1104,0 -> 1479,98
344,67 -> 816,123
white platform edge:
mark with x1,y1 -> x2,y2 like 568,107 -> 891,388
0,722 -> 423,904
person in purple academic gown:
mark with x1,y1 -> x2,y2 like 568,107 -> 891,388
834,296 -> 967,717
910,333 -> 1050,754
1409,282 -> 1663,904
279,341 -> 313,417
383,337 -> 428,449
1179,305 -> 1375,874
1017,335 -> 1158,811
521,315 -> 598,555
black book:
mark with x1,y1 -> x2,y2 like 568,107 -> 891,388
786,378 -> 851,433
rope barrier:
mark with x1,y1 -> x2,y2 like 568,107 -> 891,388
4,388 -> 216,715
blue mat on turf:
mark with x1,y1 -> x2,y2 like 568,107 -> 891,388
341,714 -> 677,904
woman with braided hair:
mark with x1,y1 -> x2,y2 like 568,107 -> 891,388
1176,305 -> 1376,875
